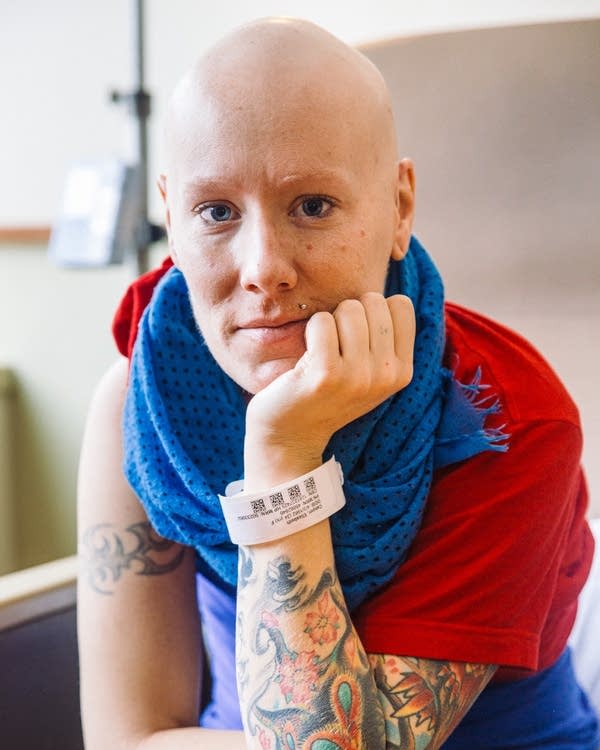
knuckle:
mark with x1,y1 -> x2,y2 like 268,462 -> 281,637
311,362 -> 342,392
309,310 -> 334,329
389,292 -> 412,309
337,364 -> 371,399
378,360 -> 413,395
334,298 -> 363,318
353,370 -> 372,394
397,362 -> 414,388
360,291 -> 385,305
389,293 -> 415,321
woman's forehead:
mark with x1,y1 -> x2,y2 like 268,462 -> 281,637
164,19 -> 398,180
166,86 -> 394,198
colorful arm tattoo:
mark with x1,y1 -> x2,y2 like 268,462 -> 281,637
236,547 -> 386,749
235,549 -> 496,749
370,654 -> 497,749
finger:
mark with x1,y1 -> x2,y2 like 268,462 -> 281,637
332,298 -> 370,361
360,292 -> 396,358
387,294 -> 416,365
303,311 -> 340,369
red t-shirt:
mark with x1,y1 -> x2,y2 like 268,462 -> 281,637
113,261 -> 594,681
355,303 -> 594,680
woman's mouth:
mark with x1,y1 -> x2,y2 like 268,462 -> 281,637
236,318 -> 309,346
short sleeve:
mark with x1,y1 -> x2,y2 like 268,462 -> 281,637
112,256 -> 173,358
353,418 -> 594,676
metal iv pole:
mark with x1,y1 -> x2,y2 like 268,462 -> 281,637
110,0 -> 163,276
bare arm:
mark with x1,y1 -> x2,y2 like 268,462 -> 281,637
77,358 -> 245,749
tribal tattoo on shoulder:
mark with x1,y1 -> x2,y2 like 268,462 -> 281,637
236,550 -> 386,750
80,521 -> 185,594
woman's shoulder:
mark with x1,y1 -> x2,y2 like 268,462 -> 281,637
112,256 -> 174,358
444,301 -> 581,428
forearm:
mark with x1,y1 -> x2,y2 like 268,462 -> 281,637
136,727 -> 245,750
235,519 -> 386,749
232,473 -> 496,750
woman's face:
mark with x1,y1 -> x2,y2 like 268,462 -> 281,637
160,61 -> 412,395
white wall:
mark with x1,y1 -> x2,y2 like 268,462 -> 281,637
0,245 -> 165,569
1,2 -> 599,569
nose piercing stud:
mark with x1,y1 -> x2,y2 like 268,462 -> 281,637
298,303 -> 308,310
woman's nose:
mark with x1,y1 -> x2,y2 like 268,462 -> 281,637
238,216 -> 298,295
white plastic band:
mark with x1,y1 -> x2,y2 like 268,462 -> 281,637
219,456 -> 345,546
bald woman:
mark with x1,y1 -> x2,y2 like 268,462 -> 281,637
77,18 -> 598,750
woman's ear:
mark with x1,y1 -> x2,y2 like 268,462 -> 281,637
391,158 -> 416,261
157,174 -> 178,265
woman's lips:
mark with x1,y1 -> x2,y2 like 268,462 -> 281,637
236,318 -> 308,346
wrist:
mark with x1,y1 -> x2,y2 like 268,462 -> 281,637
243,431 -> 325,492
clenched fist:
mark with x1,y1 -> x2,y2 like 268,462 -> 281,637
244,292 -> 415,491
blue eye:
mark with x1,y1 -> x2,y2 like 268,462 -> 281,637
196,203 -> 239,224
209,205 -> 231,221
302,198 -> 325,216
292,196 -> 335,219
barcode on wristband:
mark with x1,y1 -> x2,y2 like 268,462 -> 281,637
304,476 -> 317,495
250,498 -> 268,515
242,488 -> 323,524
270,491 -> 286,509
287,484 -> 301,502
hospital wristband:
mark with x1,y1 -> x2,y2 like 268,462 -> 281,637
219,456 -> 345,546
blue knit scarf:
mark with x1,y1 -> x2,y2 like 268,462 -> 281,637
123,236 -> 508,610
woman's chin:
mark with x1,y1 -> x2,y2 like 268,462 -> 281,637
239,356 -> 300,396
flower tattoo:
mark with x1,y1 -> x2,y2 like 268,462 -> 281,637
304,591 -> 341,645
275,651 -> 319,704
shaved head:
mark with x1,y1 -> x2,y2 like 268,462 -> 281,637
164,18 -> 398,181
